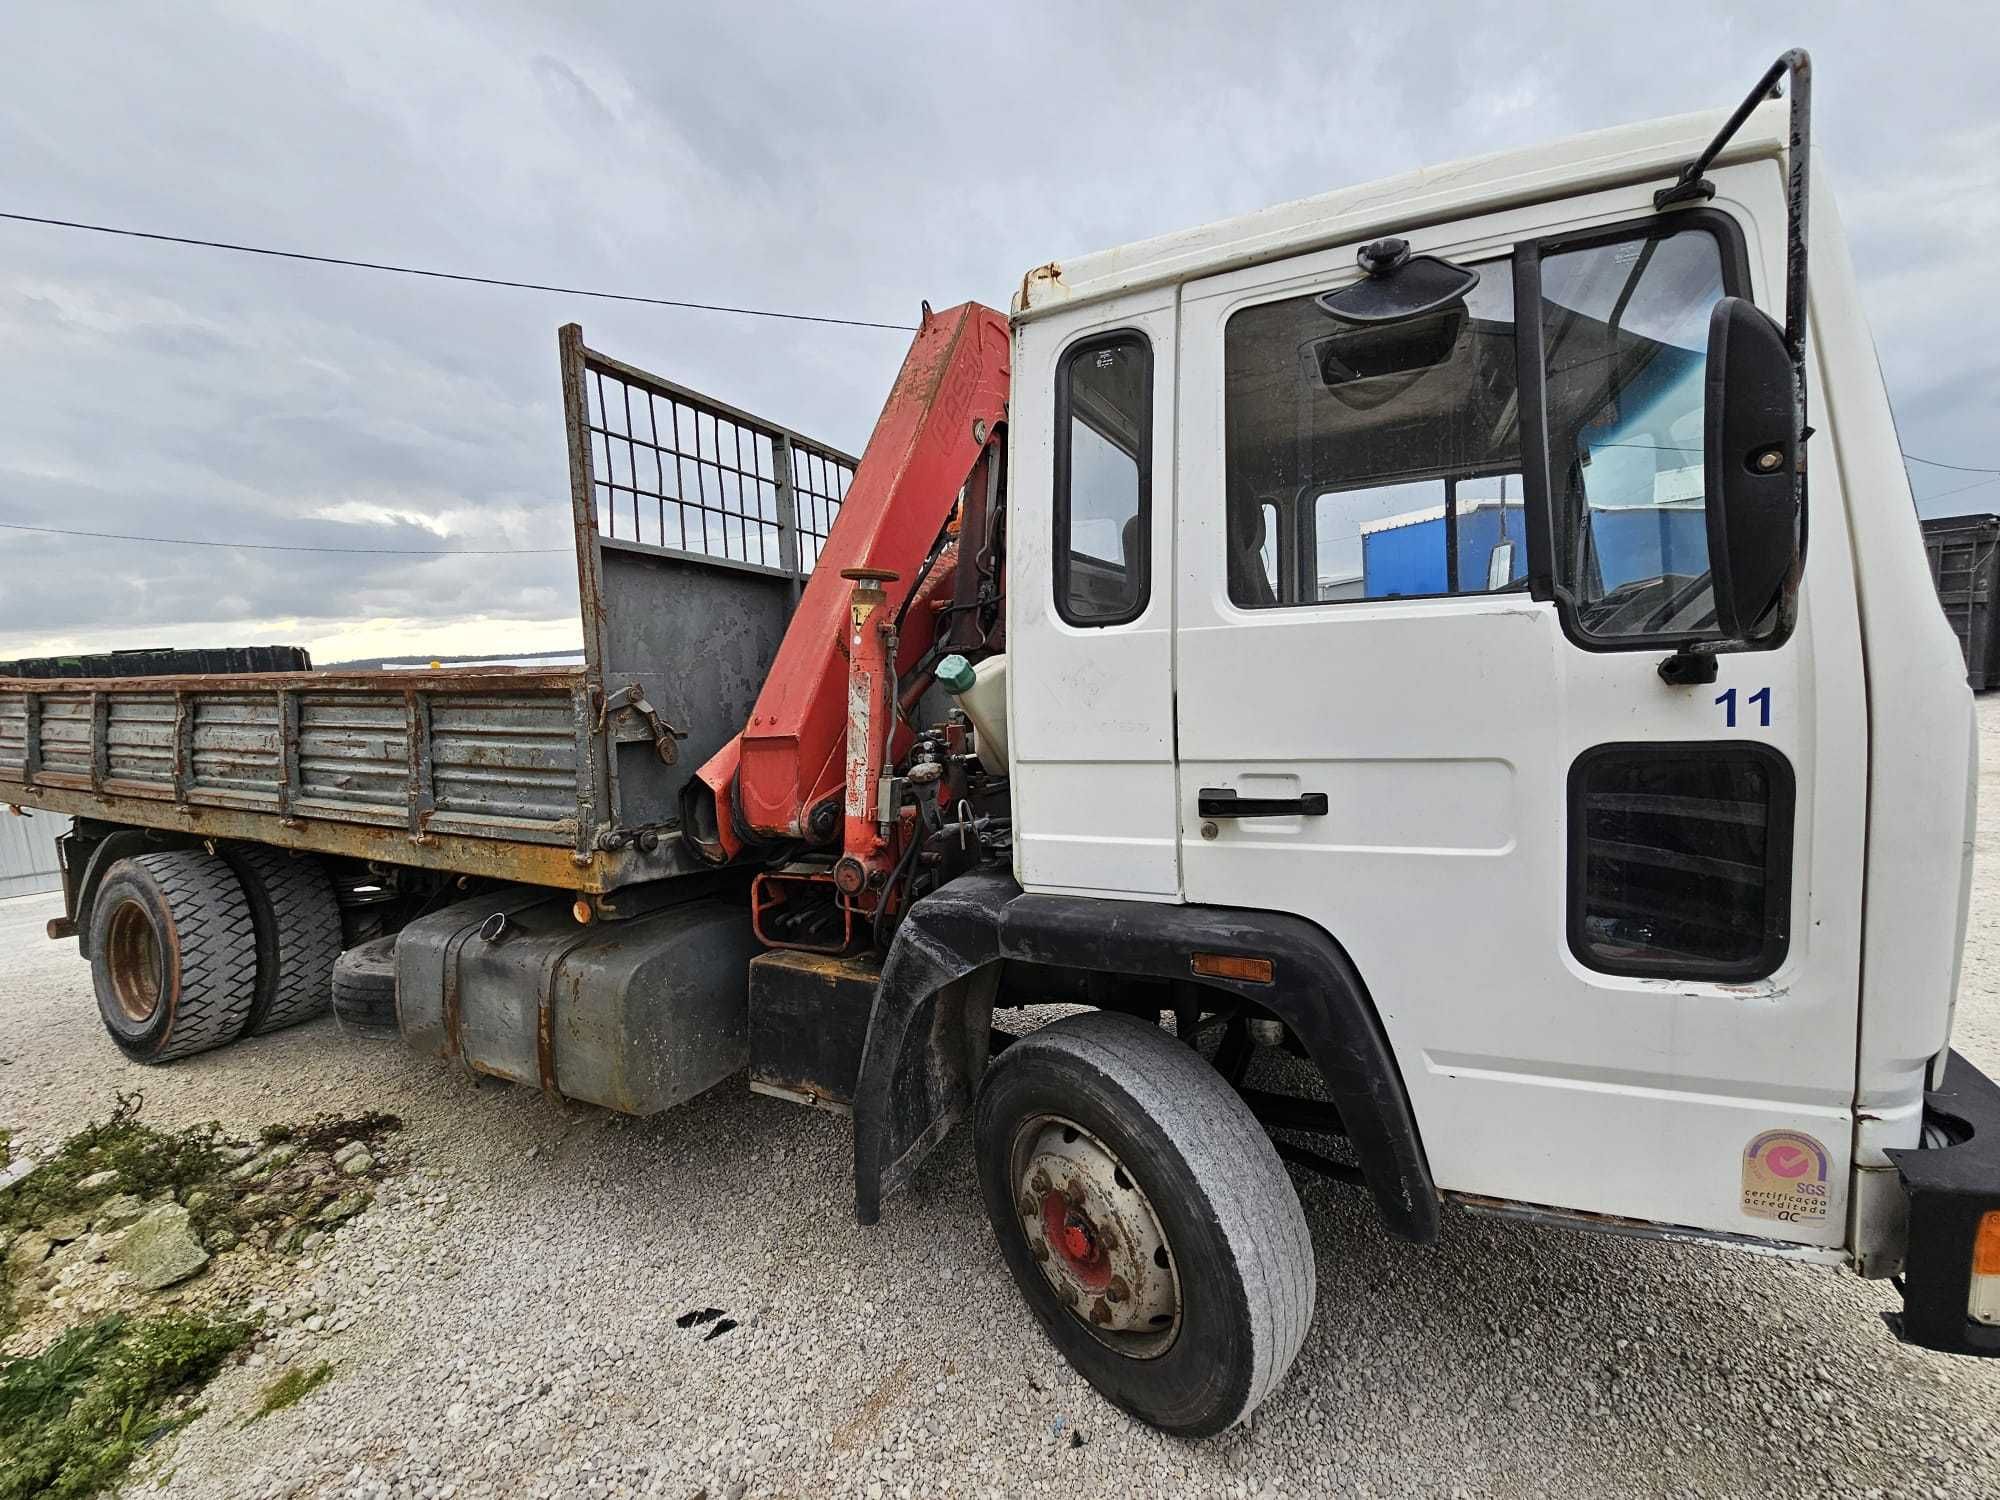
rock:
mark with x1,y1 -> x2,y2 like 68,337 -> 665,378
111,1203 -> 210,1290
338,1150 -> 376,1177
318,1189 -> 372,1224
75,1168 -> 121,1193
43,1213 -> 89,1244
48,1233 -> 113,1273
332,1140 -> 368,1168
205,1227 -> 241,1253
182,1189 -> 210,1212
239,1193 -> 287,1223
218,1144 -> 258,1166
5,1229 -> 52,1273
230,1143 -> 303,1183
95,1193 -> 149,1229
277,1225 -> 309,1255
301,1231 -> 327,1255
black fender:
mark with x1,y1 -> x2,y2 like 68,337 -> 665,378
851,869 -> 1439,1243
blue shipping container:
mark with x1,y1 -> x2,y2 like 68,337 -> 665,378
1359,501 -> 1706,597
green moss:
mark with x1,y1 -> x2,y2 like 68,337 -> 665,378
0,1311 -> 248,1500
0,1095 -> 229,1239
247,1360 -> 332,1422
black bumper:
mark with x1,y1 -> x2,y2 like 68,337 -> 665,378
1885,1049 -> 2000,1357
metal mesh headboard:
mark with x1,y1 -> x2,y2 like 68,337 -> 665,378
563,330 -> 857,579
558,324 -> 863,823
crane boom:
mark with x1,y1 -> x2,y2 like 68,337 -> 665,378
684,300 -> 1010,902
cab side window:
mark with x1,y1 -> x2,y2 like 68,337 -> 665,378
1056,334 -> 1152,626
1223,257 -> 1522,607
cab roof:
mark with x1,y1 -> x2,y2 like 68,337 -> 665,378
1011,102 -> 1788,321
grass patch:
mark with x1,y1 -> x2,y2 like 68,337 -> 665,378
247,1360 -> 333,1422
0,1097 -> 402,1259
0,1094 -> 229,1239
0,1311 -> 248,1500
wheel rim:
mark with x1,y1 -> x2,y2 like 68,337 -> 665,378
104,900 -> 164,1024
1009,1114 -> 1182,1358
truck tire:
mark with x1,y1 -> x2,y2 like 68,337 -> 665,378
88,851 -> 258,1063
222,845 -> 341,1037
973,1010 -> 1315,1436
331,935 -> 399,1038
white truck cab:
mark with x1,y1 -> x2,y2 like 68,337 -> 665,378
995,60 -> 1988,1365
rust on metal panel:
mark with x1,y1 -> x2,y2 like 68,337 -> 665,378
87,692 -> 108,790
440,934 -> 464,1062
0,776 -> 660,892
1017,260 -> 1065,313
170,691 -> 193,803
532,929 -> 598,1105
275,687 -> 300,824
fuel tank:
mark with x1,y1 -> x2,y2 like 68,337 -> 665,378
396,882 -> 760,1115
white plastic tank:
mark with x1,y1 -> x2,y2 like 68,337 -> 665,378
936,653 -> 1009,773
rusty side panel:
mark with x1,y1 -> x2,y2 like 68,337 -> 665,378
0,773 -> 662,891
0,670 -> 605,876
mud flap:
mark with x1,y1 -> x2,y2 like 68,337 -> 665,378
852,871 -> 1009,1224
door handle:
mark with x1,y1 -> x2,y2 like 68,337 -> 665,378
1198,788 -> 1328,818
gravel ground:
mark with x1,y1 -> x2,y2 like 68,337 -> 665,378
3,702 -> 2000,1499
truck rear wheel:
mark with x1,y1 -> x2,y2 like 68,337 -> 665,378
973,1010 -> 1315,1436
221,844 -> 341,1036
89,851 -> 258,1063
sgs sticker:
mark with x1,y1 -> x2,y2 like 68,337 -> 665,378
1740,1129 -> 1831,1224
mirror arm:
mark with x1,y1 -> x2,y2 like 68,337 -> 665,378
1657,49 -> 1811,443
1660,50 -> 1813,664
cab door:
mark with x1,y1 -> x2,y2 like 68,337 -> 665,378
1172,164 -> 1870,1243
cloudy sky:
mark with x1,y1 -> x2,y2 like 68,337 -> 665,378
2,2 -> 1994,662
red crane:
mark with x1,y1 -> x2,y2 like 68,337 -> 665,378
684,300 -> 1011,946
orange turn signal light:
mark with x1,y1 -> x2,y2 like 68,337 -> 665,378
1975,1210 -> 2000,1277
1190,952 -> 1275,985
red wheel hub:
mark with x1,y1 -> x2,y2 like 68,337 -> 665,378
1041,1189 -> 1111,1289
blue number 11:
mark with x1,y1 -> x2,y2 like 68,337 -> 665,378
1715,687 -> 1772,728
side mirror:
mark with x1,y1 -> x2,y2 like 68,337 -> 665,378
1704,295 -> 1802,638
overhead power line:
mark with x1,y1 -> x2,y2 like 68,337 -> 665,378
0,520 -> 567,556
1902,452 -> 2000,476
0,211 -> 915,332
1914,474 -> 2000,505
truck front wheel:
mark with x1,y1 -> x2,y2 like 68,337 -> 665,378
973,1010 -> 1315,1436
88,851 -> 258,1063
